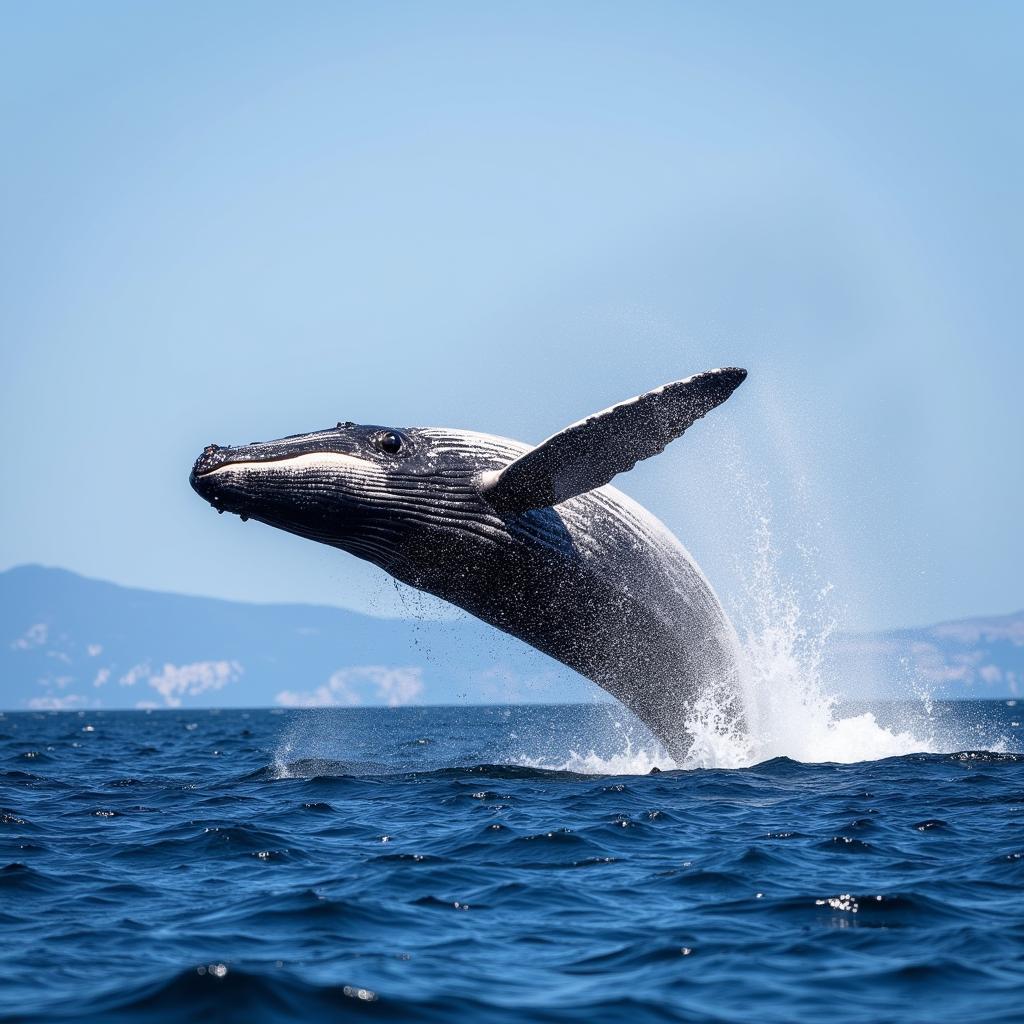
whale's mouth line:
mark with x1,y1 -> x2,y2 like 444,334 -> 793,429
194,451 -> 377,479
193,456 -> 286,479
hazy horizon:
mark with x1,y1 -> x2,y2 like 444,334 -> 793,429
5,562 -> 1022,712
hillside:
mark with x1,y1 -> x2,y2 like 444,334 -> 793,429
0,565 -> 589,710
2,565 -> 1020,709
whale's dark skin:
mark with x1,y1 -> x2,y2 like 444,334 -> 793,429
190,367 -> 747,763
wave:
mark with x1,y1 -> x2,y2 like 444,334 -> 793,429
4,965 -> 682,1024
241,745 -> 1023,788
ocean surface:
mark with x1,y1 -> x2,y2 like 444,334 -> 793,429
1,701 -> 1022,1023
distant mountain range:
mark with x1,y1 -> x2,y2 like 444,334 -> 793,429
1,565 -> 1021,710
0,565 -> 593,712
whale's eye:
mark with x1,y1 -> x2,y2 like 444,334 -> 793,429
377,431 -> 403,455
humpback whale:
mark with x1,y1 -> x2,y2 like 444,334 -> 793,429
190,367 -> 747,762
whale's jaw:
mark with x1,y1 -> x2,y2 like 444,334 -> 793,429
187,425 -> 488,576
188,421 -> 403,526
191,451 -> 381,517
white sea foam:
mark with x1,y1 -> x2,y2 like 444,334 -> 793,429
519,734 -> 668,776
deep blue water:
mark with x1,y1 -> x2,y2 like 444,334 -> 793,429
1,702 -> 1023,1023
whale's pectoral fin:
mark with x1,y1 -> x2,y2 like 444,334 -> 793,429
479,367 -> 747,515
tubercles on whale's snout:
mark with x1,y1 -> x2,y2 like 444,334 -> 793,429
189,444 -> 238,513
191,443 -> 230,480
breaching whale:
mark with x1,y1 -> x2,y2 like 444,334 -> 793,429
190,367 -> 747,762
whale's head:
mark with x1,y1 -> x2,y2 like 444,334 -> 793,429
190,423 -> 520,577
190,367 -> 746,592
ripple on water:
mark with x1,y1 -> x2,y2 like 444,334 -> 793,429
0,704 -> 1021,1024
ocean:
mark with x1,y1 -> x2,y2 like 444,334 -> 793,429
1,700 -> 1022,1023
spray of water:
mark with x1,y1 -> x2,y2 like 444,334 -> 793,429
528,465 -> 938,774
678,512 -> 933,769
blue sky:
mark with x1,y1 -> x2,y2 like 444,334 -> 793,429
1,2 -> 1021,632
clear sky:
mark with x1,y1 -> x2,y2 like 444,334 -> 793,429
1,2 -> 1021,632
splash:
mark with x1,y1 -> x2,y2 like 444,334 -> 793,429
271,740 -> 294,780
671,512 -> 934,769
523,512 -> 937,776
517,731 -> 668,776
